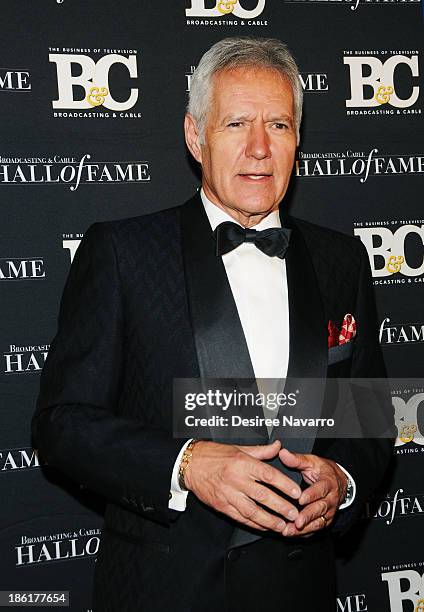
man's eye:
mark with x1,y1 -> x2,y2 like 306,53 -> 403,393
227,122 -> 243,127
274,123 -> 288,130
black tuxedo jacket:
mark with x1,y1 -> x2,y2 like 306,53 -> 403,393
32,193 -> 394,611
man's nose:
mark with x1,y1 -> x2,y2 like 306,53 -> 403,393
245,123 -> 271,160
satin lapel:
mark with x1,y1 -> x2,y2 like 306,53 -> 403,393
180,197 -> 327,551
228,216 -> 328,550
179,193 -> 268,444
269,215 -> 328,454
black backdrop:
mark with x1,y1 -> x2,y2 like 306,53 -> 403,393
1,2 -> 424,611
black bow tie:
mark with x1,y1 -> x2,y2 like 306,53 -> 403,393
213,221 -> 291,259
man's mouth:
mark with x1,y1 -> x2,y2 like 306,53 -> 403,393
238,173 -> 272,181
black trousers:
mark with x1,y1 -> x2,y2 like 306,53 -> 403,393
223,532 -> 336,612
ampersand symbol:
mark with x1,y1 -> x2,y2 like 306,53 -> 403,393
415,598 -> 424,612
217,0 -> 237,14
87,86 -> 109,107
375,85 -> 394,105
386,255 -> 404,274
400,424 -> 417,444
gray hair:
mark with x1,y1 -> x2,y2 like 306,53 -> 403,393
187,36 -> 303,144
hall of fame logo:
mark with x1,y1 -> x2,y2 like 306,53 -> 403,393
380,318 -> 424,346
185,65 -> 328,93
364,488 -> 424,525
0,447 -> 42,472
15,526 -> 101,566
3,344 -> 50,374
296,148 -> 424,182
0,68 -> 31,92
0,258 -> 45,281
280,0 -> 419,11
0,154 -> 150,191
336,592 -> 368,611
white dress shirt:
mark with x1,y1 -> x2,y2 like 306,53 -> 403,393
168,189 -> 355,511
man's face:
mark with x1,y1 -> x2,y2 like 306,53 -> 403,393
185,66 -> 298,225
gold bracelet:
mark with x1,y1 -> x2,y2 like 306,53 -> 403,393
178,439 -> 202,491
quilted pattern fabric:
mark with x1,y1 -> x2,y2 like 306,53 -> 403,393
31,201 -> 394,610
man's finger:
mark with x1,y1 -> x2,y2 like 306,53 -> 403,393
299,480 -> 331,506
237,440 -> 281,461
237,496 -> 287,533
278,447 -> 313,470
226,503 -> 268,532
247,482 -> 299,522
251,460 -> 302,500
294,498 -> 329,530
283,514 -> 333,537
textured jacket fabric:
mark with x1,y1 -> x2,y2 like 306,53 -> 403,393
32,193 -> 394,611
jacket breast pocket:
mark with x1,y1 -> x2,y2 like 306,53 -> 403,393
328,341 -> 354,366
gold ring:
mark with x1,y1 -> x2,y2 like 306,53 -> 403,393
319,515 -> 327,528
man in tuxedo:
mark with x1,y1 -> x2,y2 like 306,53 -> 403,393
32,37 -> 394,612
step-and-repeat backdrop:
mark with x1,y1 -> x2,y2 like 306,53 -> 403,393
1,1 -> 423,610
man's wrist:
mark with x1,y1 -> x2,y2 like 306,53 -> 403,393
336,463 -> 356,509
169,439 -> 193,511
339,471 -> 348,504
178,439 -> 204,491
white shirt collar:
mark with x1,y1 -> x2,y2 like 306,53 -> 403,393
200,188 -> 281,232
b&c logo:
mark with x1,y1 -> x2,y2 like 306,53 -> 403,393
392,392 -> 424,446
186,0 -> 265,18
49,52 -> 138,111
382,568 -> 424,612
344,53 -> 420,110
63,234 -> 83,263
354,224 -> 424,279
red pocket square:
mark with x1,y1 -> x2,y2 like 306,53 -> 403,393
328,314 -> 356,348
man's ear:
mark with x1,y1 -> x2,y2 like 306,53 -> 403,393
184,113 -> 202,164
